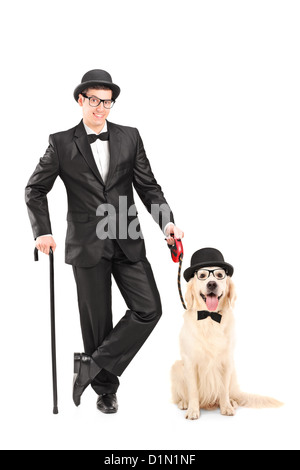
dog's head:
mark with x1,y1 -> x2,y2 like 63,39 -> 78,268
185,266 -> 236,312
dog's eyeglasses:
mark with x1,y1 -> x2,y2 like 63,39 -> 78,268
195,269 -> 227,281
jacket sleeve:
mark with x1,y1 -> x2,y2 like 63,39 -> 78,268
133,129 -> 175,232
25,135 -> 60,240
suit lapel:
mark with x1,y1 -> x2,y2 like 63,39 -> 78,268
106,120 -> 121,188
74,120 -> 105,186
74,120 -> 121,189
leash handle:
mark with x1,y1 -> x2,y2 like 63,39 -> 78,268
165,236 -> 187,310
166,233 -> 184,263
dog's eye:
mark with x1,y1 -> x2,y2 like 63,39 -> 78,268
215,270 -> 226,279
197,270 -> 208,280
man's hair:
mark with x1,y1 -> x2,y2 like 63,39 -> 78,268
82,85 -> 114,99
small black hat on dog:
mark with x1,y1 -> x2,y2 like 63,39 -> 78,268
183,248 -> 234,282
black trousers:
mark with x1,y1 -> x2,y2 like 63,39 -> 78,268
72,239 -> 162,395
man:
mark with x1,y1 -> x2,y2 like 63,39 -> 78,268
25,69 -> 184,414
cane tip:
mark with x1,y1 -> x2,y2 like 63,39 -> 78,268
53,407 -> 59,415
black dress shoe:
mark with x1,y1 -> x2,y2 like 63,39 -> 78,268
73,353 -> 102,407
97,394 -> 118,414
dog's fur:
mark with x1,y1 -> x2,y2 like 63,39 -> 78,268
171,269 -> 283,420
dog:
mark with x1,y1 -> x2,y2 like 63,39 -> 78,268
171,264 -> 283,420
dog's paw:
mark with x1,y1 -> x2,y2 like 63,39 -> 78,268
230,399 -> 239,410
186,408 -> 200,420
220,404 -> 236,417
178,400 -> 188,410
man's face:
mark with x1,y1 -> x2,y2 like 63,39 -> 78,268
78,88 -> 113,131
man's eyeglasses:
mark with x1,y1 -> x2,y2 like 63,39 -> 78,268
81,93 -> 115,109
195,268 -> 227,281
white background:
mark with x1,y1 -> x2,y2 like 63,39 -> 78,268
0,0 -> 299,451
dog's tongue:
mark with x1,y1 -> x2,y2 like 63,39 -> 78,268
206,295 -> 219,312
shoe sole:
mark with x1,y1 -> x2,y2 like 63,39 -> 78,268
97,406 -> 118,414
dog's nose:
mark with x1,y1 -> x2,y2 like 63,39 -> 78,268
207,281 -> 217,291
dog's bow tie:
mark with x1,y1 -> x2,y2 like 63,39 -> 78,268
87,132 -> 109,144
197,311 -> 222,324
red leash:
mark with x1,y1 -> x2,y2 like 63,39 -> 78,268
166,235 -> 187,310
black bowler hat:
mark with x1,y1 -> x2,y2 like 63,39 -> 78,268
73,69 -> 121,102
184,248 -> 234,282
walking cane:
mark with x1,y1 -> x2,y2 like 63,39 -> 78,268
34,247 -> 59,415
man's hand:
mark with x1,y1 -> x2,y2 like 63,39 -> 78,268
35,235 -> 57,255
165,223 -> 184,246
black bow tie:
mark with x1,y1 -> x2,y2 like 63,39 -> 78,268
87,132 -> 109,144
197,311 -> 222,324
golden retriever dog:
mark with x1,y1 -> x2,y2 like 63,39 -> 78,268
171,265 -> 283,420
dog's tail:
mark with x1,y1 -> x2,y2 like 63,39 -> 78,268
233,392 -> 283,409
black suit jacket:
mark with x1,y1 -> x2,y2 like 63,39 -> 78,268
25,120 -> 175,267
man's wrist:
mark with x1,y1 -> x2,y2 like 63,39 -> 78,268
36,234 -> 53,240
164,222 -> 175,237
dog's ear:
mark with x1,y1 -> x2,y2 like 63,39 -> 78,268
227,277 -> 237,308
185,279 -> 195,310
